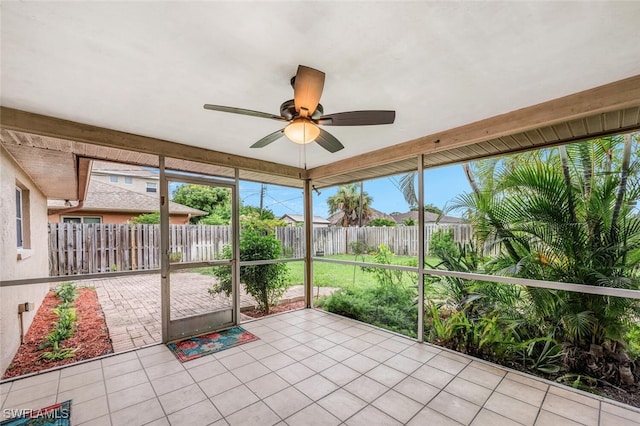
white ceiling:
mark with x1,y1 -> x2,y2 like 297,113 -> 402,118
2,2 -> 640,169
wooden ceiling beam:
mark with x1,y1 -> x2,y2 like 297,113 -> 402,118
0,107 -> 306,180
308,74 -> 640,180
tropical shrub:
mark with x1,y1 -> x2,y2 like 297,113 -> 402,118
129,211 -> 160,224
366,218 -> 396,227
445,135 -> 640,387
209,230 -> 289,314
428,228 -> 459,259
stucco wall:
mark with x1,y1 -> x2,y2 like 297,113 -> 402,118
47,211 -> 191,224
0,147 -> 50,374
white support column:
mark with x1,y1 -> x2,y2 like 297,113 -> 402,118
159,156 -> 170,342
303,179 -> 313,308
417,155 -> 425,343
233,169 -> 241,323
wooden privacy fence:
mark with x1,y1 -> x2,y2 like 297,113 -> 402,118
280,224 -> 475,258
48,223 -> 230,276
49,223 -> 477,276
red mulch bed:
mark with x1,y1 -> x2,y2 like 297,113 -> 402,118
2,288 -> 113,379
242,300 -> 306,318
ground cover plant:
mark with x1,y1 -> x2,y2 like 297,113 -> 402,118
3,283 -> 112,379
40,282 -> 79,360
319,245 -> 420,337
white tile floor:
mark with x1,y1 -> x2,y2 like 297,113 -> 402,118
1,309 -> 640,425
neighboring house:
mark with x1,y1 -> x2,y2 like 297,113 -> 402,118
327,208 -> 396,226
90,160 -> 160,195
48,180 -> 206,225
0,146 -> 53,373
390,211 -> 466,225
279,214 -> 330,228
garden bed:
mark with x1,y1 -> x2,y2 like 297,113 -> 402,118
2,287 -> 113,379
242,300 -> 306,318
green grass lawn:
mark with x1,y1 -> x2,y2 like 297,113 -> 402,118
286,254 -> 441,289
194,254 -> 441,290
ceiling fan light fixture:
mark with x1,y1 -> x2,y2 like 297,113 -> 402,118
284,118 -> 320,144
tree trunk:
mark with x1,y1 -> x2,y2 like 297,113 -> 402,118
462,163 -> 479,194
611,133 -> 633,235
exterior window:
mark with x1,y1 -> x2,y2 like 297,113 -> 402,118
62,216 -> 102,224
16,188 -> 23,247
146,182 -> 157,193
124,176 -> 133,184
109,175 -> 118,183
15,185 -> 30,249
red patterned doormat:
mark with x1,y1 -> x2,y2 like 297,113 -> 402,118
167,326 -> 259,362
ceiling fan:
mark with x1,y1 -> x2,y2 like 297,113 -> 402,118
204,65 -> 395,153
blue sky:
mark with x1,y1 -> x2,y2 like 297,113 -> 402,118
240,164 -> 472,218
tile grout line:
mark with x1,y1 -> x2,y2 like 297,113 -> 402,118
101,358 -> 114,426
243,315 -> 372,425
206,322 -> 282,424
135,349 -> 170,425
471,372 -> 509,426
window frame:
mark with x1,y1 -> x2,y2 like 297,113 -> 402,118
146,182 -> 158,193
16,187 -> 23,248
62,216 -> 102,224
109,175 -> 119,183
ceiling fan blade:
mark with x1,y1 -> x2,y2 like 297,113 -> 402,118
250,129 -> 285,148
316,110 -> 396,126
204,104 -> 286,121
293,65 -> 325,117
315,128 -> 344,153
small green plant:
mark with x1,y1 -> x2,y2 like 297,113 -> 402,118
41,347 -> 78,361
282,245 -> 295,258
349,241 -> 368,257
40,283 -> 79,360
556,374 -> 599,394
169,252 -> 183,262
517,336 -> 564,374
361,245 -> 413,288
54,282 -> 78,306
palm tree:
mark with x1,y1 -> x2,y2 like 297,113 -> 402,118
327,183 -> 373,226
451,134 -> 640,362
391,173 -> 418,209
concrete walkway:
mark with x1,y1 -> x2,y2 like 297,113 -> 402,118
66,274 -> 335,352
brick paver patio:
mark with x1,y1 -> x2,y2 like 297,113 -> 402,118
67,273 -> 335,352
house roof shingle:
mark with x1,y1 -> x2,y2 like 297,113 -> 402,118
49,180 -> 206,216
91,160 -> 158,178
279,214 -> 330,224
327,208 -> 396,226
390,211 -> 466,224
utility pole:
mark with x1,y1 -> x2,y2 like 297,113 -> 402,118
358,181 -> 364,227
259,184 -> 266,215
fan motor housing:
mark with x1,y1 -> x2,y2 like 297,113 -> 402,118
280,99 -> 323,120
